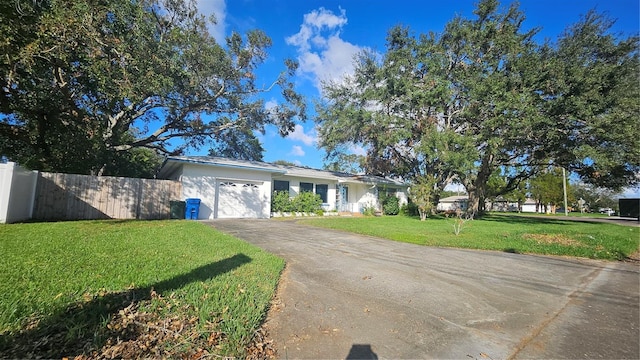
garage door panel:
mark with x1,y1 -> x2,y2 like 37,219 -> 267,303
217,182 -> 264,218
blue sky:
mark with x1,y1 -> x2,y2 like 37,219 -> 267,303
192,0 -> 639,193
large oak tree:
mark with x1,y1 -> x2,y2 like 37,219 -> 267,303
540,11 -> 640,190
1,0 -> 305,176
315,0 -> 639,216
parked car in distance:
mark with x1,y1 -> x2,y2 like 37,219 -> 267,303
599,208 -> 615,216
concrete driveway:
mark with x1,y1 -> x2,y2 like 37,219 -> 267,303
207,219 -> 639,359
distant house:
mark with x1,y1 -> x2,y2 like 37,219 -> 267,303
158,156 -> 408,219
486,196 -> 520,212
437,195 -> 531,213
436,195 -> 469,212
521,198 -> 540,213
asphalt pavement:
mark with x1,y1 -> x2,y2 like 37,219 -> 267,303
206,219 -> 639,359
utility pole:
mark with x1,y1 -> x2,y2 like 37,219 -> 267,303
562,168 -> 569,216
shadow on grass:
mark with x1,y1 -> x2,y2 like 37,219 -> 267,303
479,213 -> 577,226
401,213 -> 570,225
20,218 -> 167,225
0,254 -> 251,358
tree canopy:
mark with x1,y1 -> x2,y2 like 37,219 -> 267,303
528,167 -> 572,212
539,11 -> 640,189
315,0 -> 639,216
1,0 -> 305,176
571,183 -> 620,212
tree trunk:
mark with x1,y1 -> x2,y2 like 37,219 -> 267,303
419,209 -> 427,221
467,153 -> 494,218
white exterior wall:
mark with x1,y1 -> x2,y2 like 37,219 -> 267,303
340,183 -> 409,213
161,159 -> 409,217
281,178 -> 408,213
396,190 -> 408,206
327,185 -> 337,209
353,184 -> 378,212
437,201 -> 468,212
522,202 -> 549,213
180,164 -> 273,219
0,162 -> 38,224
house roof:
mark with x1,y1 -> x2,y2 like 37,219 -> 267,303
158,156 -> 286,179
158,156 -> 407,187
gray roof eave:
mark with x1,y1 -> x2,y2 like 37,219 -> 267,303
164,156 -> 287,174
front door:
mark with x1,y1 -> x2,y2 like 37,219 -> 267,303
338,185 -> 349,212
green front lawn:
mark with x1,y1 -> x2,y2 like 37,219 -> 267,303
297,214 -> 639,260
0,220 -> 284,358
505,211 -> 613,218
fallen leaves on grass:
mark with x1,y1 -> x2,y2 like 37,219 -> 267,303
522,233 -> 585,247
0,289 -> 276,359
625,248 -> 640,263
246,326 -> 276,360
91,298 -> 205,359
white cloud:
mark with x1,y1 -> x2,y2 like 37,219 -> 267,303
290,145 -> 305,157
621,186 -> 640,198
253,129 -> 265,144
287,124 -> 317,146
264,99 -> 278,111
349,144 -> 367,156
264,99 -> 278,121
286,7 -> 366,92
444,183 -> 466,193
286,8 -> 348,51
196,0 -> 226,44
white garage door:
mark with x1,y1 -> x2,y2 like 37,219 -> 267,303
216,181 -> 264,218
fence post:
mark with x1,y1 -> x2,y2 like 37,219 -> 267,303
27,171 -> 38,219
0,162 -> 39,223
0,162 -> 13,223
135,177 -> 143,219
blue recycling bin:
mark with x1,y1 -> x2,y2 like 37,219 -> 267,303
185,198 -> 201,219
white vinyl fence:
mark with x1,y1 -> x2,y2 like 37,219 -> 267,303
0,162 -> 38,224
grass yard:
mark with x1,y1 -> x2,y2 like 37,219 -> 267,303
0,220 -> 284,358
297,214 -> 639,260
